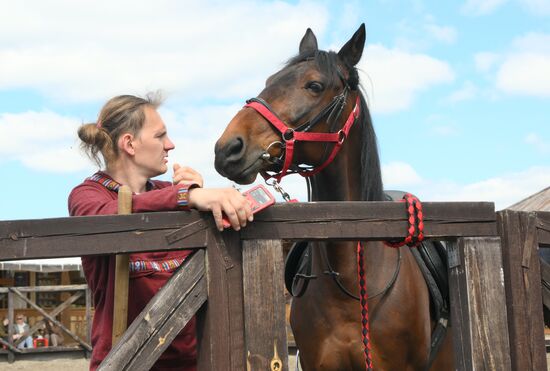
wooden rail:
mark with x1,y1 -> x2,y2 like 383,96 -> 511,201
0,201 -> 516,370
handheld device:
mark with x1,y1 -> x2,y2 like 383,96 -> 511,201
222,184 -> 275,228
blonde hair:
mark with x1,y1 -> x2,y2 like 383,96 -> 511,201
78,92 -> 163,167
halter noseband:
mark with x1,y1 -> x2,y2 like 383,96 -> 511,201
244,92 -> 361,183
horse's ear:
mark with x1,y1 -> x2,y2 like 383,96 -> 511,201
299,28 -> 318,54
337,23 -> 366,66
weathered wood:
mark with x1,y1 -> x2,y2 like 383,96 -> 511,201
0,227 -> 207,261
242,202 -> 497,240
9,288 -> 92,351
242,240 -> 288,371
0,202 -> 495,261
0,212 -> 208,261
497,210 -> 546,371
86,286 -> 92,346
197,230 -> 246,371
99,250 -> 207,371
447,237 -> 511,371
112,185 -> 132,346
541,258 -> 550,310
7,290 -> 14,363
0,284 -> 87,293
537,212 -> 550,246
15,291 -> 83,347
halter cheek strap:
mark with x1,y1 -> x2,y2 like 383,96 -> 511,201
244,95 -> 361,182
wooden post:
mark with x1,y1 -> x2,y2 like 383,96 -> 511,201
197,230 -> 246,371
497,210 -> 546,371
447,237 -> 512,371
7,289 -> 14,363
112,185 -> 132,345
86,286 -> 92,355
242,239 -> 288,371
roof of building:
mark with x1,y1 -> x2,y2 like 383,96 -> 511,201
506,186 -> 550,212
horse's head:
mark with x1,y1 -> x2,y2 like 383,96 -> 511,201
215,24 -> 366,184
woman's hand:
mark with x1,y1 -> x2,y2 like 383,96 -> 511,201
188,187 -> 253,231
173,164 -> 204,188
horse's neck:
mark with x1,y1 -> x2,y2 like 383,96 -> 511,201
310,133 -> 388,284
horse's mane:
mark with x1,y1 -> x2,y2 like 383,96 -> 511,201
286,50 -> 384,202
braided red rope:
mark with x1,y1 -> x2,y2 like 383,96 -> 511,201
357,242 -> 374,371
384,193 -> 424,248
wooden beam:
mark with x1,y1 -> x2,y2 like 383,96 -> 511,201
537,212 -> 550,246
112,185 -> 132,346
448,237 -> 511,371
497,210 -> 546,371
0,202 -> 496,261
242,240 -> 288,371
0,211 -> 208,261
0,284 -> 88,293
241,202 -> 497,240
98,249 -> 207,371
197,231 -> 246,371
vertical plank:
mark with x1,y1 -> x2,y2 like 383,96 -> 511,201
86,286 -> 92,347
112,185 -> 132,345
447,237 -> 511,371
7,290 -> 14,363
497,210 -> 546,371
242,239 -> 288,371
197,230 -> 245,371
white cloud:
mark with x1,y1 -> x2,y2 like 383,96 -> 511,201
478,33 -> 550,97
360,45 -> 455,113
446,81 -> 478,103
520,0 -> 550,15
474,52 -> 500,72
0,111 -> 93,173
382,162 -> 424,187
0,0 -> 328,103
424,24 -> 457,44
461,0 -> 509,15
381,161 -> 550,210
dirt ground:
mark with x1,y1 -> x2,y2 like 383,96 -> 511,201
1,356 -> 89,371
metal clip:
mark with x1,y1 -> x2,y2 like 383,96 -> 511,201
265,179 -> 291,202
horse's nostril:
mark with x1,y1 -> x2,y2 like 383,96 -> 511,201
225,137 -> 245,159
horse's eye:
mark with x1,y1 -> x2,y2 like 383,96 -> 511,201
306,81 -> 324,93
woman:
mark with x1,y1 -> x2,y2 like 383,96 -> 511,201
69,94 -> 252,371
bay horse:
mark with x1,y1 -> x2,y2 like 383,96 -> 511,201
214,24 -> 454,370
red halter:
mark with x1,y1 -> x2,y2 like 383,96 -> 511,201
244,95 -> 361,182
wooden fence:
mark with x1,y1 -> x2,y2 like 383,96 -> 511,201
0,202 -> 546,370
0,284 -> 91,362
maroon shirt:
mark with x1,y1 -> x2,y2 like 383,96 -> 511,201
68,172 -> 197,371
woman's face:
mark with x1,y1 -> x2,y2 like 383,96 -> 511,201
132,106 -> 175,178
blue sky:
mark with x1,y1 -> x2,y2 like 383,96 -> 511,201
1,0 -> 549,221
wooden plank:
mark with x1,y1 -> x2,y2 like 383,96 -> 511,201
448,237 -> 511,371
242,240 -> 288,371
0,202 -> 495,261
541,258 -> 550,310
0,284 -> 87,293
0,228 -> 207,261
537,212 -> 550,246
98,250 -> 207,371
86,286 -> 92,347
112,185 -> 132,346
197,230 -> 245,371
498,210 -> 546,371
7,290 -> 14,363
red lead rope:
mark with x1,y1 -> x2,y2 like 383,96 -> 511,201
357,193 -> 424,370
